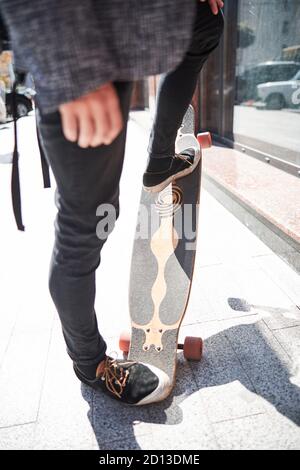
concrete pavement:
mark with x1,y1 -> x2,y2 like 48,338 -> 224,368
0,113 -> 299,450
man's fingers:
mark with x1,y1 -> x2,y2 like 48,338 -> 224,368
60,107 -> 78,142
90,106 -> 121,147
59,82 -> 123,147
90,105 -> 110,147
101,86 -> 123,145
77,108 -> 95,148
202,0 -> 224,15
209,1 -> 221,15
90,88 -> 123,147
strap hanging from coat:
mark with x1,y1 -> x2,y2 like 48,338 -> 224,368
36,114 -> 50,189
11,80 -> 24,231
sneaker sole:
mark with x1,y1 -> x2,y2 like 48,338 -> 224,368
143,151 -> 201,194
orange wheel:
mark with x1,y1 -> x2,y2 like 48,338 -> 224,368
183,336 -> 203,361
119,330 -> 131,354
197,132 -> 212,149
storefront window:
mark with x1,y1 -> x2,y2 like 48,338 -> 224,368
234,0 -> 300,167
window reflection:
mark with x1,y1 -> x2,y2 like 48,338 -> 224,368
234,0 -> 300,166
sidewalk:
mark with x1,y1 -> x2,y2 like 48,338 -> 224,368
0,113 -> 300,450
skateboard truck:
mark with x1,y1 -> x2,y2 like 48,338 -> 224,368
131,320 -> 179,353
141,326 -> 164,352
119,330 -> 203,361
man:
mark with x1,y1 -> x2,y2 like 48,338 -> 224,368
1,0 -> 223,405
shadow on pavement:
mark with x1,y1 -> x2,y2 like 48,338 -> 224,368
81,303 -> 300,450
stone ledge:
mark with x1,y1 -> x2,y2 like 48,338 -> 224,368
203,145 -> 300,246
203,146 -> 300,273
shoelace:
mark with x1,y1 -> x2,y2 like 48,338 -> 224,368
99,357 -> 136,399
174,153 -> 193,166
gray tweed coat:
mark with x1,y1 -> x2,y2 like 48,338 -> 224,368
0,0 -> 196,113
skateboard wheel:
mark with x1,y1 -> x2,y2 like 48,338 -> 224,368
197,132 -> 212,149
119,331 -> 131,354
183,336 -> 203,361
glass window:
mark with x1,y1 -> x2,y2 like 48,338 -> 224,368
234,0 -> 300,168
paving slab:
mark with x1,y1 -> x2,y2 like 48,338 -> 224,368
272,326 -> 300,388
180,321 -> 266,423
255,254 -> 300,306
221,318 -> 300,426
33,321 -> 98,450
0,423 -> 36,450
188,262 -> 296,325
213,413 -> 300,450
0,308 -> 53,428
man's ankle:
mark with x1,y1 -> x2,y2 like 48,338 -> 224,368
146,155 -> 173,173
76,358 -> 106,380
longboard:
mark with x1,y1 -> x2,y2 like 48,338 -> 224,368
120,105 -> 211,396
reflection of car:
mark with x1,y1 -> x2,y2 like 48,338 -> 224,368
236,61 -> 300,103
257,70 -> 300,109
5,86 -> 35,118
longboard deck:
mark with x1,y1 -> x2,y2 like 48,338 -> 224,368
128,105 -> 202,382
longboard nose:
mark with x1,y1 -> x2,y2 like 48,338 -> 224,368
197,132 -> 212,149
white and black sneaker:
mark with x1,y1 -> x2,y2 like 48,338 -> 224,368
74,356 -> 171,405
143,148 -> 200,193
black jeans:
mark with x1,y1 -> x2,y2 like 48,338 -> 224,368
37,2 -> 223,371
148,2 -> 224,159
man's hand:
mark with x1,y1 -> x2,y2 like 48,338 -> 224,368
59,82 -> 123,148
200,0 -> 224,15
